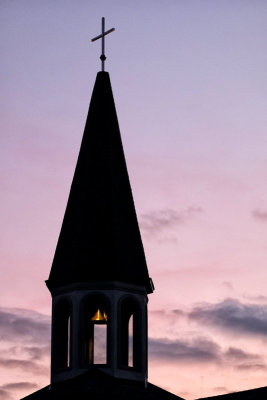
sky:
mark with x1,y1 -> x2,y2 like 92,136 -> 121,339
1,1 -> 267,399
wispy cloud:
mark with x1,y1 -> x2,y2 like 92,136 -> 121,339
252,209 -> 267,221
0,307 -> 50,398
0,382 -> 38,391
140,206 -> 203,240
0,382 -> 38,400
243,295 -> 267,303
0,359 -> 48,375
235,363 -> 267,371
213,386 -> 230,393
222,281 -> 234,291
188,298 -> 267,337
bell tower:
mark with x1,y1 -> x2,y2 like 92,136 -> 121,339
45,70 -> 154,385
22,19 -> 186,400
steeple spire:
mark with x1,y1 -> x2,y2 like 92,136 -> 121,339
46,72 -> 154,294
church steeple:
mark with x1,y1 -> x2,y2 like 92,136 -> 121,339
45,70 -> 154,386
46,71 -> 153,295
21,22 -> 186,400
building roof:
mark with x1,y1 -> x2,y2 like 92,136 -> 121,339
21,368 -> 184,400
46,72 -> 153,294
197,385 -> 267,400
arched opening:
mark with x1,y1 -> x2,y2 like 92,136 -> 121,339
82,294 -> 110,365
67,315 -> 71,367
128,314 -> 133,367
118,297 -> 142,370
52,298 -> 72,370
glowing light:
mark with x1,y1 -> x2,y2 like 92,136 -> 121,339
91,308 -> 107,322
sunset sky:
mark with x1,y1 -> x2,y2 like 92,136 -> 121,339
1,1 -> 267,399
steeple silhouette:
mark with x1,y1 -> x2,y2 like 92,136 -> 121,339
47,72 -> 153,294
21,28 -> 185,398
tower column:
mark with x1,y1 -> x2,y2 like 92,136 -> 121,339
71,293 -> 80,371
109,291 -> 118,374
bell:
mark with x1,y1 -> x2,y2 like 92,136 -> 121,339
91,308 -> 107,321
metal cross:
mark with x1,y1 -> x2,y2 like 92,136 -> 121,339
91,17 -> 115,72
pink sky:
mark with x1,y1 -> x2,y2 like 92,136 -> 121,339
1,1 -> 267,399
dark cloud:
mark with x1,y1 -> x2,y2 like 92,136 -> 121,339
24,346 -> 50,361
0,382 -> 38,391
0,308 -> 50,344
149,304 -> 267,370
224,347 -> 260,362
140,207 -> 203,237
188,298 -> 267,337
148,336 -> 220,363
252,209 -> 267,221
172,309 -> 186,318
236,363 -> 267,371
148,335 -> 261,369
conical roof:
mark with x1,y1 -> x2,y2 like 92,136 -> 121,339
46,72 -> 153,294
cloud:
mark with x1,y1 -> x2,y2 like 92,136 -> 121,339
0,382 -> 38,391
0,359 -> 48,375
149,336 -> 220,363
0,307 -> 50,385
140,207 -> 202,238
0,382 -> 39,400
172,309 -> 186,318
150,308 -> 186,320
0,308 -> 50,344
224,347 -> 260,362
243,295 -> 267,303
222,281 -> 234,291
23,346 -> 50,361
236,363 -> 267,371
188,298 -> 267,337
252,209 -> 267,221
0,389 -> 11,400
148,335 -> 261,369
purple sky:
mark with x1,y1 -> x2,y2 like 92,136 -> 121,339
1,1 -> 267,399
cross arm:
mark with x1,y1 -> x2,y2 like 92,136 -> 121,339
91,28 -> 115,42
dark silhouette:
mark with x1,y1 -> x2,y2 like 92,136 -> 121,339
47,72 -> 153,295
21,70 -> 184,399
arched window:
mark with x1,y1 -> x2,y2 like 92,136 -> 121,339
128,314 -> 133,367
118,297 -> 142,369
52,298 -> 72,370
82,294 -> 110,365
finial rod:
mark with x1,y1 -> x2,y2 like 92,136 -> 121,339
101,18 -> 105,71
91,17 -> 115,72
